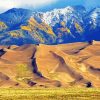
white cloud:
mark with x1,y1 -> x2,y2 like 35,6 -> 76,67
0,0 -> 57,13
15,0 -> 57,7
0,0 -> 15,9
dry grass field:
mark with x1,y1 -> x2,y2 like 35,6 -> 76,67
0,88 -> 100,100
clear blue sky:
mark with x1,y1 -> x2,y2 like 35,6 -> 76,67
36,0 -> 100,12
0,0 -> 100,13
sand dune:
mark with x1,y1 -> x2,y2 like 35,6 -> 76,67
0,42 -> 99,88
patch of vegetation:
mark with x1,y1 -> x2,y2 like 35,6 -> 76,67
0,21 -> 8,31
9,30 -> 24,38
16,64 -> 33,82
21,17 -> 56,43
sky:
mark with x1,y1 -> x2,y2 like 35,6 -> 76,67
0,0 -> 100,13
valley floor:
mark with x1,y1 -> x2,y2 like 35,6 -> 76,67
0,88 -> 100,100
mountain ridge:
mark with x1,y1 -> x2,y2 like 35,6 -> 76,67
0,6 -> 100,45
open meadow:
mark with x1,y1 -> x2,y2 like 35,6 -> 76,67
0,88 -> 100,100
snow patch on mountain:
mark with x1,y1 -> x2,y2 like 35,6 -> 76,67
41,6 -> 75,26
89,8 -> 100,27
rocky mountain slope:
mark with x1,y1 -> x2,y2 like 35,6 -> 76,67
0,6 -> 100,45
0,41 -> 99,88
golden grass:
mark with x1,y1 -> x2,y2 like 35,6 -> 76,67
0,88 -> 99,100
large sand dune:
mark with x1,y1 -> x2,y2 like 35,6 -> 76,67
0,41 -> 99,88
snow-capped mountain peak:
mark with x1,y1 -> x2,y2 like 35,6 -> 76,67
41,6 -> 76,26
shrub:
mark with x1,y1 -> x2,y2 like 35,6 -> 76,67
16,64 -> 32,81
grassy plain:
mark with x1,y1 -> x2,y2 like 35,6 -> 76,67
0,88 -> 100,100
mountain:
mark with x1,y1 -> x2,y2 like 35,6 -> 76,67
0,41 -> 100,88
0,8 -> 57,45
40,6 -> 86,43
0,6 -> 99,45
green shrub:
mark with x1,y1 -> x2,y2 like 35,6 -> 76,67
16,64 -> 32,81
